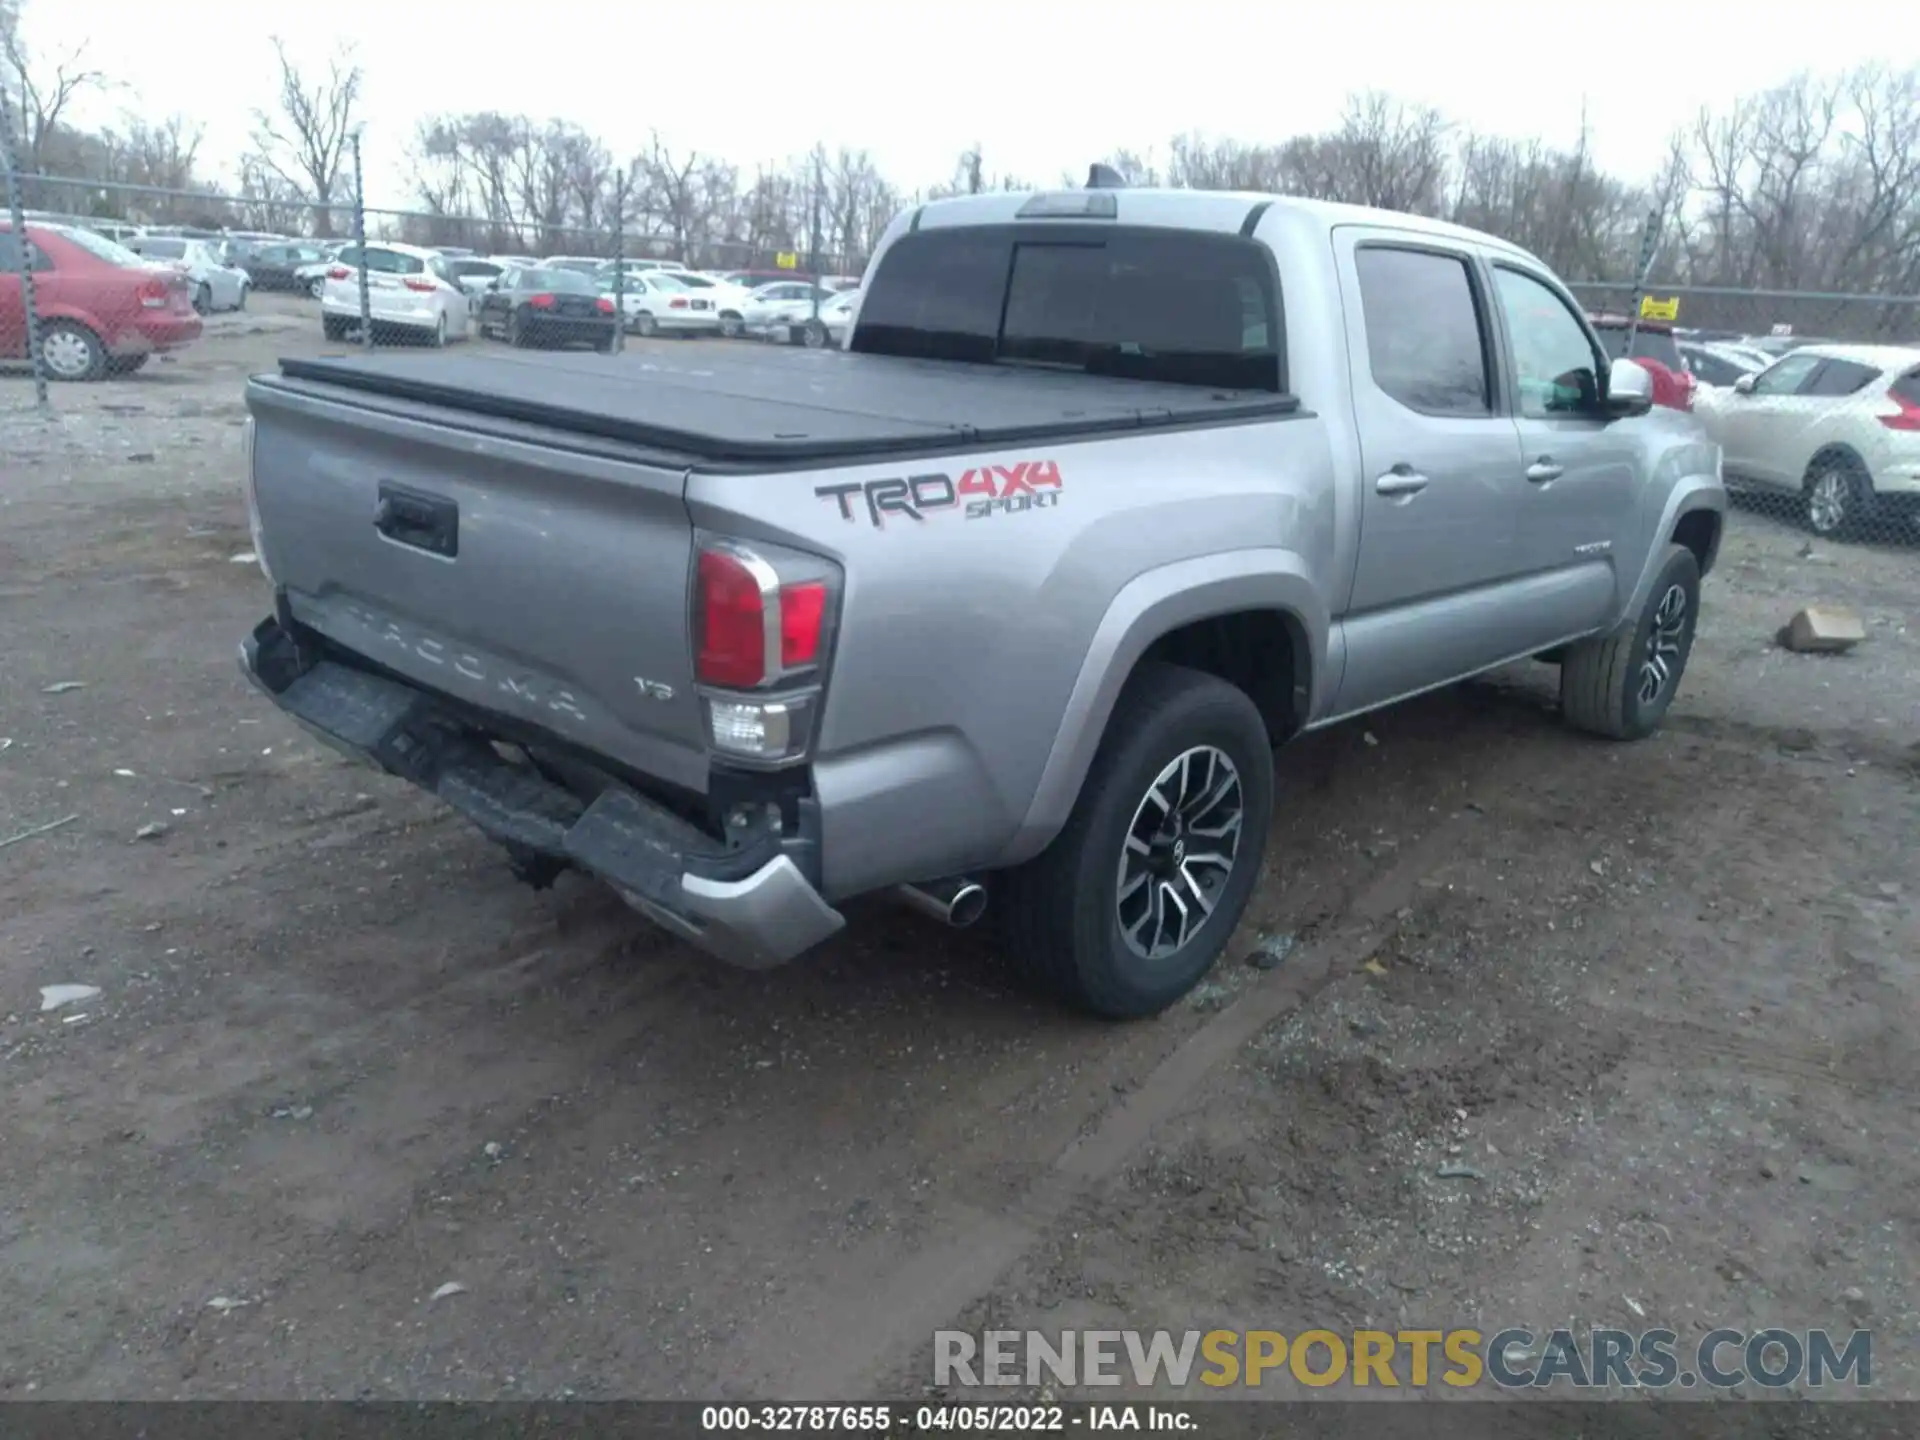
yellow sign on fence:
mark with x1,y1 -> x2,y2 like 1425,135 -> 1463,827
775,252 -> 799,270
1639,295 -> 1680,323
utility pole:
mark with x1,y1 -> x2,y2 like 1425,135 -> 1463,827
351,130 -> 371,346
808,148 -> 823,332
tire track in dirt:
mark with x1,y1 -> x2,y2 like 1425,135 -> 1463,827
728,791 -> 1504,1400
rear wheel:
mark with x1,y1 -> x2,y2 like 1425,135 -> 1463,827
507,310 -> 529,348
236,282 -> 250,311
307,275 -> 326,299
801,319 -> 828,349
720,312 -> 743,339
192,283 -> 211,316
41,321 -> 108,382
322,314 -> 351,342
994,662 -> 1274,1019
633,311 -> 658,338
427,312 -> 448,348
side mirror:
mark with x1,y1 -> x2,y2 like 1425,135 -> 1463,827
1603,358 -> 1655,418
1733,373 -> 1756,395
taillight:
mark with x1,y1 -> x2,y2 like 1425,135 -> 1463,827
528,293 -> 555,310
695,545 -> 828,688
134,276 -> 169,309
669,297 -> 688,310
326,265 -> 350,280
595,296 -> 615,314
1676,368 -> 1696,412
1879,392 -> 1920,431
402,276 -> 437,293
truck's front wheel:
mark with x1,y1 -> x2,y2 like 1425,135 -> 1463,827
995,662 -> 1274,1019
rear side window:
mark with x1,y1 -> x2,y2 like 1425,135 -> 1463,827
1353,247 -> 1490,417
854,226 -> 1283,391
1803,359 -> 1881,396
1891,370 -> 1920,405
363,248 -> 425,275
140,238 -> 186,259
1682,349 -> 1746,387
1751,353 -> 1823,396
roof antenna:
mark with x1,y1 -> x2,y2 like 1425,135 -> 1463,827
1086,163 -> 1128,190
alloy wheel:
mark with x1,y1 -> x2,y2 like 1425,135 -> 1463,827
1116,745 -> 1245,962
1807,471 -> 1848,535
1637,582 -> 1689,707
42,328 -> 96,379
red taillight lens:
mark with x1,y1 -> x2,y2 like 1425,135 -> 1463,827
1879,393 -> 1920,431
326,265 -> 350,280
697,549 -> 769,687
403,276 -> 437,293
528,292 -> 555,309
669,297 -> 688,309
595,296 -> 614,314
780,582 -> 826,668
695,548 -> 829,688
134,276 -> 168,308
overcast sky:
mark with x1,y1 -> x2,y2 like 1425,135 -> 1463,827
25,0 -> 1900,210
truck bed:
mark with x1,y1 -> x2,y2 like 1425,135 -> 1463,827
269,346 -> 1299,466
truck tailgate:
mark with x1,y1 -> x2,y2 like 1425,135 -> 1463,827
246,375 -> 710,794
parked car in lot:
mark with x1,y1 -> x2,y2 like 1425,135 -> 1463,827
655,272 -> 754,336
1695,343 -> 1920,538
608,271 -> 723,338
766,288 -> 858,348
1585,315 -> 1694,412
739,281 -> 836,337
126,235 -> 251,314
244,242 -> 333,293
1677,340 -> 1765,390
236,183 -> 1724,1018
320,242 -> 471,347
294,244 -> 346,298
444,257 -> 508,304
1,221 -> 201,380
542,255 -> 608,277
474,264 -> 617,349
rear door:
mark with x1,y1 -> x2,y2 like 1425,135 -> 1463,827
1332,231 -> 1531,713
0,232 -> 24,359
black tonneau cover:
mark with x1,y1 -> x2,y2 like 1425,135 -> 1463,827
270,347 -> 1298,465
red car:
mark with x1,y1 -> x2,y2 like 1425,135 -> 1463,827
1,221 -> 202,381
1588,314 -> 1696,413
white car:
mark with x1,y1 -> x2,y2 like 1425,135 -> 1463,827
126,235 -> 250,314
1678,340 -> 1766,391
319,241 -> 472,347
820,290 -> 859,347
1699,343 -> 1920,539
739,281 -> 834,338
607,272 -> 724,338
659,272 -> 755,337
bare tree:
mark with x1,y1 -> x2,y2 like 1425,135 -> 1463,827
1,1 -> 106,172
248,37 -> 362,236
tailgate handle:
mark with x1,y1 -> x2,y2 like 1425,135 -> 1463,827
374,483 -> 459,558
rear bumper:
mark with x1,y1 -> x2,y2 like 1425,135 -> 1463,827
111,315 -> 203,354
238,613 -> 845,969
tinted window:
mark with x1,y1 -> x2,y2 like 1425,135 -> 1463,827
519,267 -> 595,293
1751,353 -> 1822,396
1493,267 -> 1603,417
140,238 -> 186,259
1681,349 -> 1746,387
1353,247 -> 1489,417
1593,325 -> 1683,371
1891,370 -> 1920,405
450,260 -> 500,279
1803,359 -> 1881,396
857,227 -> 1281,391
363,248 -> 425,275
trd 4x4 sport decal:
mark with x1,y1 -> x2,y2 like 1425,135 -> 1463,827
814,460 -> 1063,528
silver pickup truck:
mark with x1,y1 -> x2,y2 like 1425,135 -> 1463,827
237,183 -> 1725,1018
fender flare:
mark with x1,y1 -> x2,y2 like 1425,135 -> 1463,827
1621,474 -> 1728,628
1000,549 -> 1328,866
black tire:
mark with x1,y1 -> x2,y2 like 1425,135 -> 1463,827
720,313 -> 743,339
594,333 -> 616,354
994,662 -> 1275,1019
322,314 -> 350,342
307,276 -> 326,300
103,354 -> 149,377
801,319 -> 828,349
192,282 -> 211,315
427,312 -> 448,348
1802,454 -> 1874,541
633,311 -> 658,338
507,310 -> 529,348
1560,543 -> 1700,741
236,283 -> 250,312
40,320 -> 109,382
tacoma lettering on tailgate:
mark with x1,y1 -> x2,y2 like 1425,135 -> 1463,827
815,460 -> 1063,528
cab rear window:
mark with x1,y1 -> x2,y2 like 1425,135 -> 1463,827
852,225 -> 1284,392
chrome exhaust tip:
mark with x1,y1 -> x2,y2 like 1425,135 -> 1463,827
897,877 -> 988,929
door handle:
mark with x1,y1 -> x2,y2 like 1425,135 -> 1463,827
1526,458 -> 1565,484
1375,469 -> 1431,497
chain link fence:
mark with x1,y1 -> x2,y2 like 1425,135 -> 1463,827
6,150 -> 1920,549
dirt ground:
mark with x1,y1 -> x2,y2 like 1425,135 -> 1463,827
3,294 -> 1916,1403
